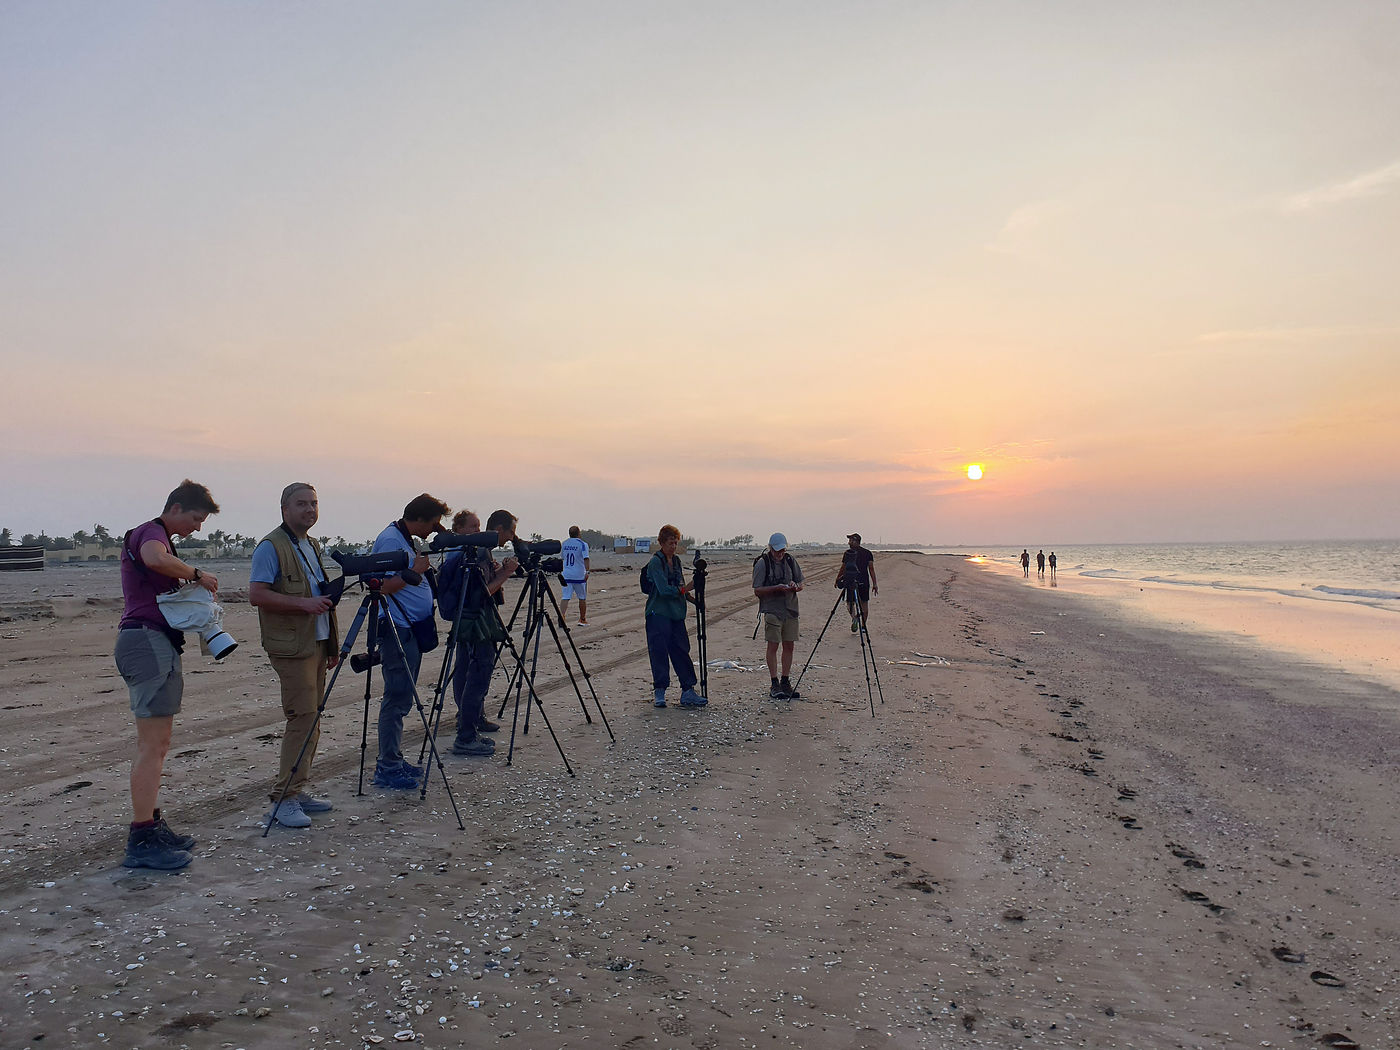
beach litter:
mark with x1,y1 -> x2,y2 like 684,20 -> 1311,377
707,659 -> 754,672
897,652 -> 950,667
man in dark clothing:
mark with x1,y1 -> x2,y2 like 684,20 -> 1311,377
839,532 -> 878,633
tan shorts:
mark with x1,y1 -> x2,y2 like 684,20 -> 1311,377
763,613 -> 799,644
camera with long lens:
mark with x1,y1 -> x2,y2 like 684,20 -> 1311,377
329,549 -> 419,596
510,538 -> 563,575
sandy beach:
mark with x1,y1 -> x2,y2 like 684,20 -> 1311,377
2,551 -> 1397,1049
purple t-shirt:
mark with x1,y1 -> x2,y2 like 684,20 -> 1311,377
118,520 -> 180,632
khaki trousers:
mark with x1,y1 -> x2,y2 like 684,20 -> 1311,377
269,646 -> 329,800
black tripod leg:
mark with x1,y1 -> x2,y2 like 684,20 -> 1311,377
792,591 -> 847,693
854,603 -> 877,717
542,580 -> 611,736
858,605 -> 886,709
376,614 -> 465,829
695,603 -> 708,697
420,625 -> 458,766
357,597 -> 383,797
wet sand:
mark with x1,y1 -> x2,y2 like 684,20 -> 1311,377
1,553 -> 1397,1048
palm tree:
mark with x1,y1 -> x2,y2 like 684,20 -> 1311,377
94,524 -> 114,550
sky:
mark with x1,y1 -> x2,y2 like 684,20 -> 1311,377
2,1 -> 1398,546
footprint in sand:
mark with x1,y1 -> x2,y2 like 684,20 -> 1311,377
1168,843 -> 1207,869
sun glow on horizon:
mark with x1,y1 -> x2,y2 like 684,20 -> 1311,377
967,464 -> 984,481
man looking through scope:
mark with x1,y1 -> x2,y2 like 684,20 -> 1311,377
248,483 -> 339,829
370,493 -> 449,790
437,509 -> 519,757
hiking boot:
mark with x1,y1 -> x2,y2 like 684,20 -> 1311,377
452,735 -> 496,757
851,619 -> 859,633
265,796 -> 312,828
679,688 -> 708,707
779,678 -> 801,701
769,681 -> 789,700
372,764 -> 420,790
476,718 -> 500,733
397,760 -> 424,779
295,792 -> 333,813
152,808 -> 195,851
653,688 -> 667,708
122,823 -> 193,871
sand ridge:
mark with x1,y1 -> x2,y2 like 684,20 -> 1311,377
1,553 -> 1396,1048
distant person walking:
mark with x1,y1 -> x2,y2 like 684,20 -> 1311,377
753,533 -> 805,699
114,479 -> 222,870
559,525 -> 590,626
1037,550 -> 1046,579
1020,549 -> 1030,577
839,532 -> 878,632
1048,551 -> 1057,581
643,525 -> 705,708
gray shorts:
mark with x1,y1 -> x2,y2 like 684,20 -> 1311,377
115,626 -> 184,717
560,578 -> 587,599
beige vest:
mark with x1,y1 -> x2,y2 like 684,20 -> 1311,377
256,526 -> 340,660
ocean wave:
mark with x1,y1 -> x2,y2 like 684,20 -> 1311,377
1314,585 -> 1400,601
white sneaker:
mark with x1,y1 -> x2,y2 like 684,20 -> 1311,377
577,620 -> 590,626
265,796 -> 311,828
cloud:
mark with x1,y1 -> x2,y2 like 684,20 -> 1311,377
1280,159 -> 1400,213
985,200 -> 1072,259
1194,325 -> 1400,344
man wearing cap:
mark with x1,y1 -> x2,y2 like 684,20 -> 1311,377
370,493 -> 449,790
839,532 -> 878,633
752,533 -> 805,699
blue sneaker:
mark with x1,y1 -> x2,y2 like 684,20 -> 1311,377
679,688 -> 708,707
372,764 -> 420,790
397,760 -> 424,778
653,688 -> 667,708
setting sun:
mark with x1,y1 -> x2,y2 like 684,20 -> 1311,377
967,464 -> 984,481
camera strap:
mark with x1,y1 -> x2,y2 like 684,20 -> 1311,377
280,522 -> 328,593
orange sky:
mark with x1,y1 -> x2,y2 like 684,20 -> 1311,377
2,4 -> 1397,544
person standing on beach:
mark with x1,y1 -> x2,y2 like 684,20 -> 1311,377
438,508 -> 518,757
559,525 -> 590,626
248,483 -> 339,830
370,494 -> 449,790
113,479 -> 221,870
644,525 -> 706,708
753,533 -> 805,699
1037,550 -> 1046,578
839,532 -> 878,633
1048,551 -> 1057,581
1020,549 -> 1030,577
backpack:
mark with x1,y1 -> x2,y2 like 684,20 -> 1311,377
754,550 -> 796,588
640,556 -> 656,595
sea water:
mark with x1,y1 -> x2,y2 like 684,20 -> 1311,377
931,540 -> 1400,614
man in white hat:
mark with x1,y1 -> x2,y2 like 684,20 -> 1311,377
752,533 -> 805,699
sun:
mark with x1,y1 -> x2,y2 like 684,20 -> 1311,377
966,464 -> 983,481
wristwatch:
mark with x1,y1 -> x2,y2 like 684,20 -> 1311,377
192,568 -> 203,583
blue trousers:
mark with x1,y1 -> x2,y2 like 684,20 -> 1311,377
377,620 -> 422,768
646,615 -> 696,691
450,638 -> 497,744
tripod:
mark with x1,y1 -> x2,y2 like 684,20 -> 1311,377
793,578 -> 885,718
263,577 -> 465,836
690,554 -> 709,697
492,558 -> 612,769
